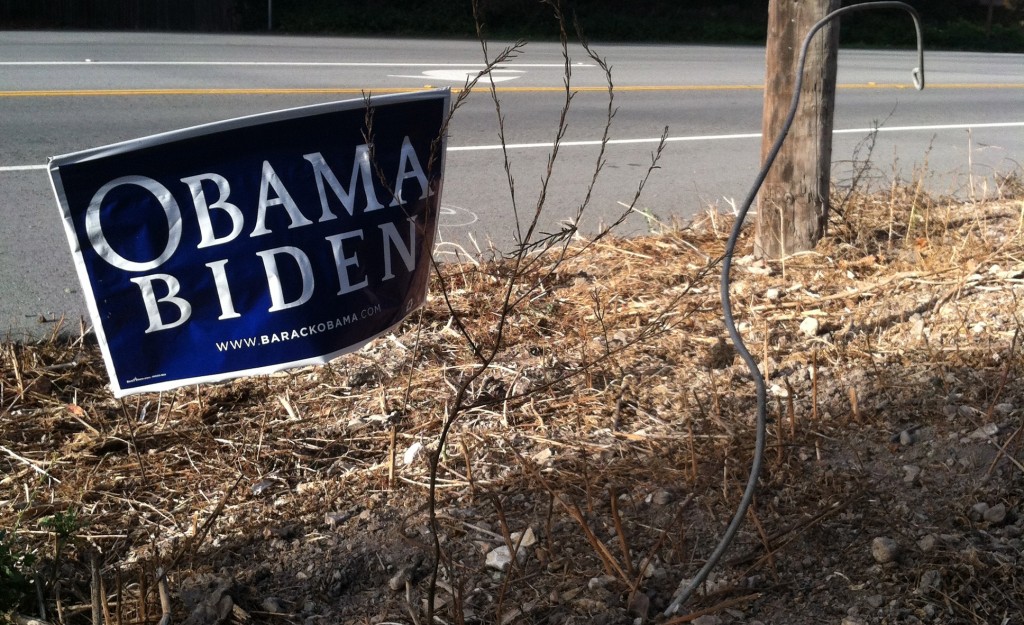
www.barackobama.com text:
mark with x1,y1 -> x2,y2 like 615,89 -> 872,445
214,304 -> 382,352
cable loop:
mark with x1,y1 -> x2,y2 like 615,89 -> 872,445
664,2 -> 924,616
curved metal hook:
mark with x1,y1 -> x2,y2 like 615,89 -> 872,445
664,1 -> 925,617
805,1 -> 925,91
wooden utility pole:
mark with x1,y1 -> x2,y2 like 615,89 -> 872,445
756,0 -> 840,259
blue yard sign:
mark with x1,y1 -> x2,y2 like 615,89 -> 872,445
48,89 -> 450,397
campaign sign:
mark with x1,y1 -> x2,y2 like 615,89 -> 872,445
49,89 -> 450,397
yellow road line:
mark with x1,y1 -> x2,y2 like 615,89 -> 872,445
0,83 -> 1021,97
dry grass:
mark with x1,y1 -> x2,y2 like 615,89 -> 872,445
2,182 -> 1024,625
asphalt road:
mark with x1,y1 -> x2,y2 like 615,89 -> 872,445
1,32 -> 1022,337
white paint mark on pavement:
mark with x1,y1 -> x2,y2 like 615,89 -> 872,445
389,69 -> 524,83
3,121 -> 1021,171
0,61 -> 591,68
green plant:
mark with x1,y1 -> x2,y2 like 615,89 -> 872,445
0,530 -> 35,621
39,508 -> 80,541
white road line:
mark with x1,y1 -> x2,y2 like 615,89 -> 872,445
0,61 -> 592,68
2,121 -> 1021,171
0,164 -> 47,172
448,121 -> 1024,152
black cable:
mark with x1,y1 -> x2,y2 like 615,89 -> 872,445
664,2 -> 924,615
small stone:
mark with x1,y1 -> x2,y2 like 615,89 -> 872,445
970,502 -> 990,521
651,489 -> 672,506
705,338 -> 735,370
588,575 -> 616,591
871,536 -> 899,563
899,430 -> 916,446
866,594 -> 885,608
251,478 -> 276,496
903,464 -> 921,483
511,527 -> 537,548
983,503 -> 1007,524
485,546 -> 514,571
968,423 -> 1000,439
627,591 -> 649,618
261,598 -> 283,614
638,560 -> 658,579
959,405 -> 981,419
917,534 -> 938,553
388,567 -> 411,591
765,288 -> 781,301
324,511 -> 349,528
993,403 -> 1014,416
909,315 -> 926,340
216,595 -> 234,622
799,316 -> 820,337
923,604 -> 938,618
918,569 -> 941,594
842,617 -> 868,625
532,448 -> 553,465
486,536 -> 532,571
403,441 -> 424,465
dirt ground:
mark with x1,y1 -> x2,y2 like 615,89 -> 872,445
2,184 -> 1023,625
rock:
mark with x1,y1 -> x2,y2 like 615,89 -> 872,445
903,464 -> 921,483
650,489 -> 672,506
251,478 -> 277,496
970,502 -> 990,521
511,527 -> 537,548
918,569 -> 941,594
765,288 -> 781,302
705,338 -> 735,370
403,441 -> 424,465
968,423 -> 1000,439
909,315 -> 926,341
692,616 -> 722,625
627,591 -> 650,618
180,577 -> 235,625
899,429 -> 916,446
216,595 -> 234,623
324,511 -> 349,528
486,546 -> 514,571
984,503 -> 1008,524
917,534 -> 938,553
638,559 -> 658,579
486,534 -> 533,572
866,594 -> 885,608
871,537 -> 899,564
261,597 -> 284,614
769,383 -> 789,398
588,575 -> 617,591
842,617 -> 868,625
388,567 -> 411,591
532,447 -> 553,465
994,403 -> 1015,416
799,317 -> 820,337
959,405 -> 982,420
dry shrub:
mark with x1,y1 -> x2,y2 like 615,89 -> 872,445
3,175 -> 1024,624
